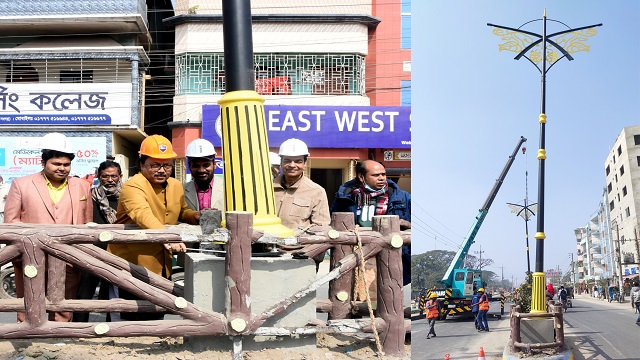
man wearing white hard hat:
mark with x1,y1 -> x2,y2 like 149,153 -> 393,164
4,132 -> 93,322
273,138 -> 330,230
183,138 -> 224,212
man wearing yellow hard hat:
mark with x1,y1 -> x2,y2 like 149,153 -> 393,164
108,134 -> 200,321
425,292 -> 438,339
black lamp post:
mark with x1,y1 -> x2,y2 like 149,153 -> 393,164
488,10 -> 601,312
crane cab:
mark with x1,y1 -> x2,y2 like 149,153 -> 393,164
452,269 -> 483,298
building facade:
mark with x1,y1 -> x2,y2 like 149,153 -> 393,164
604,125 -> 640,284
0,0 -> 175,182
165,0 -> 411,200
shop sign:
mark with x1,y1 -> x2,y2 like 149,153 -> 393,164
0,83 -> 132,125
0,136 -> 105,186
203,104 -> 411,149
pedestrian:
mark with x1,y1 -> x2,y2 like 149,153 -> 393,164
331,160 -> 411,286
273,138 -> 330,230
74,160 -> 123,322
472,287 -> 489,332
471,291 -> 481,329
107,134 -> 200,321
183,138 -> 224,212
425,293 -> 438,339
4,132 -> 93,322
631,281 -> 640,325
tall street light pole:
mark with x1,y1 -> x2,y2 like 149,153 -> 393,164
488,10 -> 601,313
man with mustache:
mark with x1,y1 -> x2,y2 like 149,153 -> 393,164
183,138 -> 223,212
4,132 -> 93,322
74,160 -> 123,322
108,134 -> 200,321
331,160 -> 411,285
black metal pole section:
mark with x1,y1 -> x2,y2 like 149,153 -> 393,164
222,0 -> 255,91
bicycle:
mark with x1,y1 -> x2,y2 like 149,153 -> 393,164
560,298 -> 568,312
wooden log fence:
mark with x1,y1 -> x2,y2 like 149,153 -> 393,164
0,212 -> 410,358
508,303 -> 565,353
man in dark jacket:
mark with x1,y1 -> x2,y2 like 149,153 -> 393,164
330,160 -> 411,285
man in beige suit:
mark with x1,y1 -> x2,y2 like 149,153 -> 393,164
4,133 -> 93,322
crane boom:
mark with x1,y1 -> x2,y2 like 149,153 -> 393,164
440,136 -> 527,284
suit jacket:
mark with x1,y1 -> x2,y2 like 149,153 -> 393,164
183,178 -> 224,211
4,172 -> 93,224
108,173 -> 198,277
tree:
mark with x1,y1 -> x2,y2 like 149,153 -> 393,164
411,250 -> 456,292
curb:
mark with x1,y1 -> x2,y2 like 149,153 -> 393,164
503,346 -> 574,360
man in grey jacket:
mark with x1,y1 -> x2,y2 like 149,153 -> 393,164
183,138 -> 224,212
631,281 -> 640,325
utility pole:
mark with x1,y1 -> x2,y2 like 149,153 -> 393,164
615,222 -> 624,290
475,245 -> 485,271
570,252 -> 576,290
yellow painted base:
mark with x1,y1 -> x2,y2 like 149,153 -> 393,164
530,272 -> 547,313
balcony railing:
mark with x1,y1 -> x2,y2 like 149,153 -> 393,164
175,53 -> 366,96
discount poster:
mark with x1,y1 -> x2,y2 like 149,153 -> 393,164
0,136 -> 106,186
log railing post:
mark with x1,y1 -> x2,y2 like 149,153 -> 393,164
328,212 -> 355,320
21,237 -> 47,326
372,215 -> 404,357
225,212 -> 253,335
552,304 -> 565,349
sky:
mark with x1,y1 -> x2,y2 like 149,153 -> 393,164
411,1 -> 640,286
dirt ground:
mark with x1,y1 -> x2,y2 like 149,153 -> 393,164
0,333 -> 411,360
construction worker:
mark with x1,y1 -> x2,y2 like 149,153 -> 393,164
183,138 -> 224,212
269,151 -> 281,178
273,138 -> 330,230
425,293 -> 438,339
4,132 -> 93,322
473,287 -> 490,332
108,134 -> 200,321
471,290 -> 481,330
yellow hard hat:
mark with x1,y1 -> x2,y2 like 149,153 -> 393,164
478,288 -> 485,292
429,293 -> 438,299
139,135 -> 177,159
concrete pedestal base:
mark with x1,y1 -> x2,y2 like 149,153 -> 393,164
521,318 -> 555,344
184,253 -> 317,352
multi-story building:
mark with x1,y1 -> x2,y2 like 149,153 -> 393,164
604,125 -> 640,284
574,192 -> 616,287
165,0 -> 411,199
0,0 -> 175,181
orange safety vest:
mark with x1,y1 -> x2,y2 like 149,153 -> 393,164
426,299 -> 439,319
479,294 -> 489,311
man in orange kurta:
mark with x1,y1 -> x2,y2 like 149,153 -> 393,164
107,135 -> 199,320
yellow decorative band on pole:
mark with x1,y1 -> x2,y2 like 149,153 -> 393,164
218,90 -> 294,237
530,272 -> 547,313
539,113 -> 547,124
537,149 -> 547,160
534,232 -> 546,240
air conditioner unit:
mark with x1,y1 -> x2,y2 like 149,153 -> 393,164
113,154 -> 130,181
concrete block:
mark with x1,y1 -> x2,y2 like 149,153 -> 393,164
184,253 -> 317,352
520,318 -> 555,344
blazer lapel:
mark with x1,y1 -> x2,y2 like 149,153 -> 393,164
184,182 -> 198,210
33,173 -> 55,220
211,178 -> 224,210
68,179 -> 78,224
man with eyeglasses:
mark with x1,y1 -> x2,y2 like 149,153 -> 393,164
74,160 -> 123,322
108,135 -> 200,321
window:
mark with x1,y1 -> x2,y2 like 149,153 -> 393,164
607,183 -> 612,193
60,70 -> 93,83
606,165 -> 610,175
401,80 -> 411,106
618,145 -> 622,156
609,200 -> 614,211
625,207 -> 630,217
635,134 -> 640,145
620,165 -> 625,176
637,156 -> 640,166
616,174 -> 618,182
623,186 -> 627,196
401,0 -> 411,49
5,64 -> 38,83
455,272 -> 465,281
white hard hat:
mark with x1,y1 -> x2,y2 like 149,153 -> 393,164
278,138 -> 309,157
269,151 -> 281,165
40,132 -> 73,154
186,138 -> 216,158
